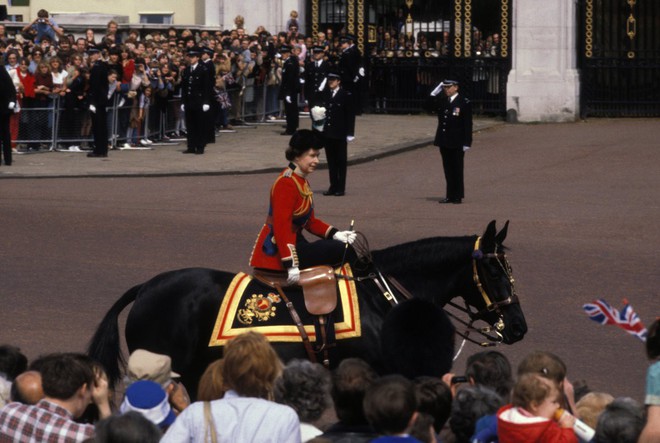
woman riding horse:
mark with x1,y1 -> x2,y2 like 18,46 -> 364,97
249,129 -> 357,285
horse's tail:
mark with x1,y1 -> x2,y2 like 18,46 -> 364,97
87,284 -> 141,388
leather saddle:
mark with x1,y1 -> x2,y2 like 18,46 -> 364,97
253,265 -> 338,315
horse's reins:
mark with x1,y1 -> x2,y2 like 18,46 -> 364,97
445,236 -> 519,353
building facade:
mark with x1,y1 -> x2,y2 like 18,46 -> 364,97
4,0 -> 658,121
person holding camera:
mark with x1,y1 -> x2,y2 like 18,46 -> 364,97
21,9 -> 64,45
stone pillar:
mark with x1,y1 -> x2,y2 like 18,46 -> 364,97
506,0 -> 580,122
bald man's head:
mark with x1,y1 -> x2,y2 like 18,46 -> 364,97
11,371 -> 44,404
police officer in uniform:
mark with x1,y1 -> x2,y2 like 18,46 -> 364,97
87,46 -> 110,158
430,79 -> 473,204
200,46 -> 217,145
321,71 -> 355,197
338,34 -> 364,115
304,46 -> 330,108
278,44 -> 300,135
181,47 -> 212,154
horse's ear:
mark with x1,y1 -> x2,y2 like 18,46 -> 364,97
483,220 -> 497,242
495,220 -> 509,245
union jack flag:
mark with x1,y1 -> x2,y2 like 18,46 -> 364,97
583,298 -> 648,342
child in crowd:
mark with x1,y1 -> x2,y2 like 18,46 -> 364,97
497,373 -> 578,443
364,375 -> 422,442
214,75 -> 233,131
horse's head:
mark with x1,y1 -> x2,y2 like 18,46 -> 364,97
460,220 -> 528,345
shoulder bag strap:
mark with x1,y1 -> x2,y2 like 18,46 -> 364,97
204,401 -> 218,443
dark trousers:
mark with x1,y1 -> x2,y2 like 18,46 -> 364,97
91,108 -> 108,155
440,146 -> 465,200
185,107 -> 207,152
284,95 -> 298,133
0,112 -> 11,165
324,137 -> 348,193
297,238 -> 357,269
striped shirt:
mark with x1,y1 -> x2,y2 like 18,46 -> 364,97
0,399 -> 94,442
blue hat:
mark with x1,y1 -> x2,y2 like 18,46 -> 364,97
442,79 -> 459,86
279,44 -> 292,53
120,380 -> 176,429
311,45 -> 325,54
327,70 -> 341,80
86,46 -> 101,54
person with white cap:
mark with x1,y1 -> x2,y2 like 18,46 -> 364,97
126,349 -> 190,414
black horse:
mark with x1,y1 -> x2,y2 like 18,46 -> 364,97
88,220 -> 527,396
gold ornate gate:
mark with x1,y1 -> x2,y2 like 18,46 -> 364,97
578,0 -> 660,117
307,0 -> 512,115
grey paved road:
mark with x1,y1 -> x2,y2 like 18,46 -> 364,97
1,118 -> 658,402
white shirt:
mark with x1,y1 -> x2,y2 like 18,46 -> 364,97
161,390 -> 301,443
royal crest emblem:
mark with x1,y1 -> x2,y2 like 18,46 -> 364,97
237,293 -> 280,325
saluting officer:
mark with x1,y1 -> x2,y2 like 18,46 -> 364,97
200,46 -> 217,145
338,34 -> 364,115
321,71 -> 355,197
430,79 -> 473,204
181,47 -> 212,155
278,44 -> 300,136
304,46 -> 330,108
87,46 -> 110,158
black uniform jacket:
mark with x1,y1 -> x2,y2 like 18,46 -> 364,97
304,58 -> 330,106
181,63 -> 211,109
322,87 -> 355,141
0,67 -> 17,115
88,60 -> 110,109
432,93 -> 473,149
278,56 -> 300,100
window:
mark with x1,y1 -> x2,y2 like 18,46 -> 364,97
8,0 -> 30,6
139,14 -> 173,25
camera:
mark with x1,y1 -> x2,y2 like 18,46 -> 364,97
38,18 -> 47,24
450,375 -> 468,384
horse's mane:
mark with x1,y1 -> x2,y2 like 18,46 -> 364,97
370,235 -> 478,275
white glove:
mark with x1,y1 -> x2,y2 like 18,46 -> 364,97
299,78 -> 305,84
202,104 -> 210,112
359,67 -> 365,77
8,102 -> 15,110
333,230 -> 356,244
89,104 -> 96,113
118,98 -> 125,107
353,75 -> 359,83
287,267 -> 300,285
318,77 -> 327,91
285,96 -> 292,104
180,104 -> 185,112
430,82 -> 444,97
346,136 -> 355,142
463,146 -> 470,152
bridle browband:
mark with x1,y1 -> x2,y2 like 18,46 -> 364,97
443,236 -> 519,349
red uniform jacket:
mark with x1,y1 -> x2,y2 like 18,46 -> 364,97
250,164 -> 335,271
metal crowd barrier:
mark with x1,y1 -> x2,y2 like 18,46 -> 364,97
10,86 -> 298,153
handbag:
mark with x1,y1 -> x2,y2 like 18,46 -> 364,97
203,401 -> 218,443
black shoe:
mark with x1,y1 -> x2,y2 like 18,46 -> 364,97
280,131 -> 294,136
334,191 -> 345,196
323,189 -> 336,196
183,149 -> 196,154
195,149 -> 204,155
452,199 -> 462,204
87,153 -> 107,158
439,198 -> 452,204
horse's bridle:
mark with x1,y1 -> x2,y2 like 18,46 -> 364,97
444,236 -> 519,348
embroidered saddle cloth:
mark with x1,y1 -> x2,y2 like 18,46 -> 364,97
209,264 -> 361,346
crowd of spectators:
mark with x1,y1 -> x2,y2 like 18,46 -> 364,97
0,315 -> 658,442
0,9 -> 374,154
372,23 -> 502,59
